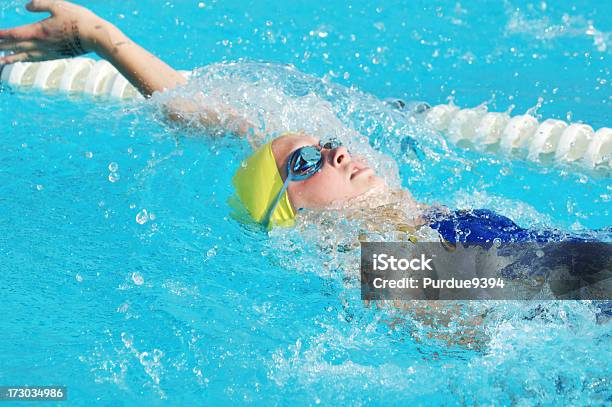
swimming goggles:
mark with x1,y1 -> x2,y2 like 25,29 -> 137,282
264,138 -> 342,225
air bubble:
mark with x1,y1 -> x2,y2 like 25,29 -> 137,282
131,272 -> 144,285
136,209 -> 149,224
108,162 -> 119,172
108,172 -> 120,182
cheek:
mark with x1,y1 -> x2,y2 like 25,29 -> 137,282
290,172 -> 351,208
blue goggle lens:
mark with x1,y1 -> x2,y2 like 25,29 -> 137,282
319,138 -> 342,150
289,146 -> 321,181
288,138 -> 343,181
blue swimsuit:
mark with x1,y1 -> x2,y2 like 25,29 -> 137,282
427,208 -> 610,317
428,208 -> 585,246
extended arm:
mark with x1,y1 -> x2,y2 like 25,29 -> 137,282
0,0 -> 258,139
0,0 -> 185,96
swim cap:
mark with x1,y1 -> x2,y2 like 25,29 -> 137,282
232,141 -> 296,228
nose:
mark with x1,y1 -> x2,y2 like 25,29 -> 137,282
328,145 -> 351,168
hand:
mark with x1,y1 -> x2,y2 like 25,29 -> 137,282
0,0 -> 105,64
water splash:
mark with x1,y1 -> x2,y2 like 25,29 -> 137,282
505,6 -> 611,53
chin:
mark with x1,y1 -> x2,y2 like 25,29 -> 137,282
368,174 -> 387,188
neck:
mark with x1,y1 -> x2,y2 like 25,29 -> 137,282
339,185 -> 430,229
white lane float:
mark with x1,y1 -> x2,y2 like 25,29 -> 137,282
1,58 -> 609,169
426,103 -> 610,169
1,57 -> 191,99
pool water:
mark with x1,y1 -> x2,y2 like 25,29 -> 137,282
1,0 -> 610,405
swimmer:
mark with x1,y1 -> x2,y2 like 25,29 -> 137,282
2,2 -> 609,317
0,0 -> 423,229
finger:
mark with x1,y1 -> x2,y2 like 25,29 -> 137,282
0,23 -> 42,41
26,0 -> 56,13
0,40 -> 15,50
0,52 -> 29,64
0,41 -> 37,52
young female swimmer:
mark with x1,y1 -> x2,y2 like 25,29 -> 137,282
3,2 -> 607,329
1,0 -> 592,242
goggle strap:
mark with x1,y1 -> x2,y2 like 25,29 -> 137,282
263,176 -> 291,226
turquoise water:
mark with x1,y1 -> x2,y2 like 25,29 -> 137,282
1,0 -> 611,405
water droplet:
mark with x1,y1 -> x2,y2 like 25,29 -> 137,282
75,273 -> 83,282
136,209 -> 149,224
132,272 -> 144,285
36,184 -> 44,191
206,247 -> 217,258
108,172 -> 120,182
121,332 -> 133,347
85,151 -> 93,158
535,250 -> 544,258
108,162 -> 119,172
373,22 -> 385,31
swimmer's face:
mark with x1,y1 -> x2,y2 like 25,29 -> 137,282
271,134 -> 387,210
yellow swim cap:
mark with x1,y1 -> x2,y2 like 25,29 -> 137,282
232,141 -> 296,228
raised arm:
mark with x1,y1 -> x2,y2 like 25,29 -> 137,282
0,0 -> 186,97
0,0 -> 261,141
